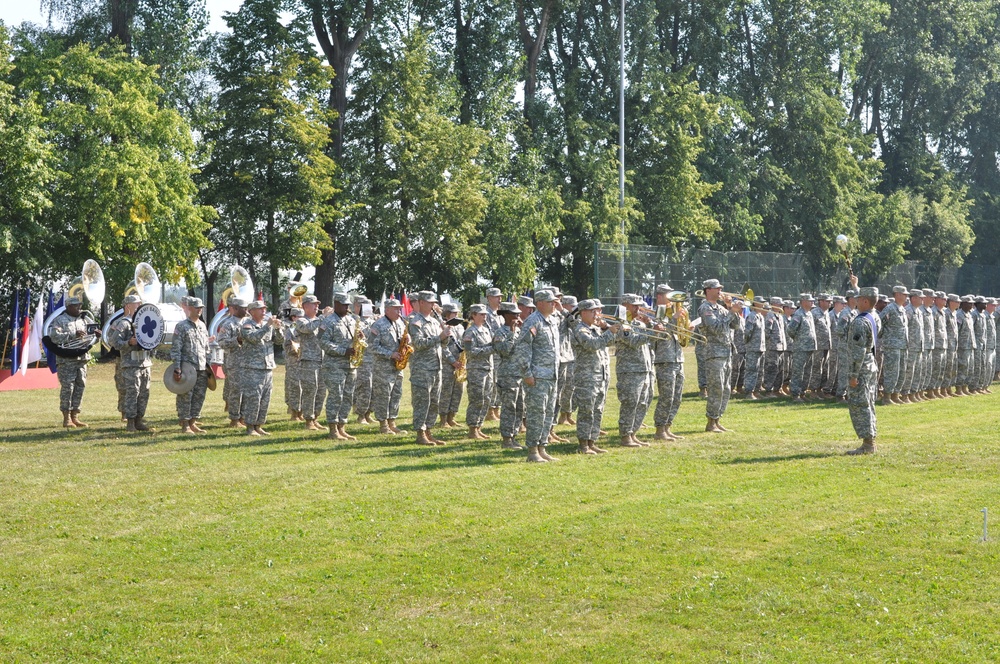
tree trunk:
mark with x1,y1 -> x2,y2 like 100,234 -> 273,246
109,0 -> 134,54
517,0 -> 557,132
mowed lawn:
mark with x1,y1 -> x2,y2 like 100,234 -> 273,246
2,353 -> 1000,662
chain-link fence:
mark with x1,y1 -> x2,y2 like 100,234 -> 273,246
594,243 -> 1000,305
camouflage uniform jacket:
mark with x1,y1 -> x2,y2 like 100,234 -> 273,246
463,324 -> 494,372
836,308 -> 858,345
171,318 -> 209,370
50,311 -> 91,364
369,315 -> 406,361
494,325 -> 521,378
216,315 -> 243,367
556,310 -> 576,363
904,304 -> 924,351
957,309 -> 977,350
239,318 -> 276,370
878,302 -> 908,349
514,311 -> 560,380
571,321 -> 615,382
443,321 -> 465,366
813,308 -> 832,350
107,316 -> 152,368
319,312 -> 358,368
944,308 -> 959,349
408,311 -> 446,373
921,305 -> 936,350
294,316 -> 325,362
651,311 -> 686,364
764,311 -> 786,351
744,310 -> 765,353
933,306 -> 949,350
786,308 -> 817,352
698,300 -> 741,359
848,312 -> 879,380
615,319 -> 652,373
973,309 -> 987,349
986,312 -> 997,351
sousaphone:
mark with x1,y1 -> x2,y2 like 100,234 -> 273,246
103,262 -> 163,351
43,260 -> 106,357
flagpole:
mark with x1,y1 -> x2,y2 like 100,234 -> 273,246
0,329 -> 9,372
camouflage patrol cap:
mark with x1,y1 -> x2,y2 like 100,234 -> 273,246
122,294 -> 142,305
947,293 -> 960,302
846,289 -> 859,298
961,295 -> 974,303
333,292 -> 351,304
288,307 -> 304,317
817,293 -> 832,301
384,298 -> 403,307
534,289 -> 557,303
922,288 -> 935,298
66,296 -> 83,306
798,293 -> 815,302
188,297 -> 205,308
517,296 -> 534,308
753,295 -> 766,303
247,300 -> 266,310
623,294 -> 645,306
355,295 -> 371,304
417,291 -> 438,303
229,297 -> 248,308
769,296 -> 784,306
976,295 -> 987,304
782,300 -> 794,308
179,296 -> 191,306
577,299 -> 602,311
499,301 -> 521,315
550,287 -> 563,297
561,295 -> 578,309
833,295 -> 848,304
907,289 -> 923,297
892,286 -> 908,294
702,278 -> 723,290
654,283 -> 672,294
442,302 -> 460,313
877,295 -> 889,303
301,295 -> 319,304
485,287 -> 502,298
859,287 -> 879,299
934,291 -> 946,299
469,304 -> 487,315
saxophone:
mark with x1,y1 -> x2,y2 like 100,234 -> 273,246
349,321 -> 368,369
394,323 -> 413,370
454,350 -> 467,383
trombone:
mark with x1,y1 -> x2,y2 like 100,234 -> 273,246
602,314 -> 708,344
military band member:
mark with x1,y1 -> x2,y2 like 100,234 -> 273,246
409,291 -> 450,446
731,299 -> 747,394
515,295 -> 535,433
107,294 -> 153,432
698,279 -> 742,432
742,298 -> 767,399
879,286 -> 909,404
571,299 -> 620,454
283,307 -> 303,419
50,296 -> 99,428
515,289 -> 561,462
787,293 -> 817,401
369,298 -> 407,435
495,303 -> 524,449
295,295 -> 327,430
651,284 -> 686,439
484,287 -> 504,422
439,302 -> 465,428
171,298 -> 210,434
615,294 -> 653,447
846,281 -> 881,455
319,292 -> 360,441
352,296 -> 377,425
556,295 -> 578,427
463,304 -> 495,440
762,296 -> 787,397
240,301 -> 280,436
217,296 -> 248,426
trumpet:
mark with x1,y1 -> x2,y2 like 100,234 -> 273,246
694,288 -> 754,301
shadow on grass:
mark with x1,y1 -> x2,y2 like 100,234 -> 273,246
363,452 -> 520,473
721,452 -> 840,464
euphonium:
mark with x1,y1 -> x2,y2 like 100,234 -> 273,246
394,325 -> 413,370
349,322 -> 368,369
674,302 -> 693,347
455,350 -> 467,383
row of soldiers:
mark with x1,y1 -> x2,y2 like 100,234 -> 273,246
697,288 -> 999,405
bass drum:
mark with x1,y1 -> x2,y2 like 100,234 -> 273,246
158,303 -> 186,351
101,309 -> 127,351
208,309 -> 232,366
133,303 -> 165,351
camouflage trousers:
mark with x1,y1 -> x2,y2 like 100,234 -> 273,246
763,350 -> 784,392
223,360 -> 243,420
789,351 -> 813,397
985,349 -> 997,388
743,351 -> 764,393
353,361 -> 374,415
524,377 -> 557,447
176,370 -> 208,421
119,365 -> 151,419
930,349 -> 945,390
496,376 -> 524,439
957,348 -> 974,386
440,366 -> 464,415
410,369 -> 442,432
575,376 -> 609,441
323,364 -> 357,424
57,359 -> 88,412
491,368 -> 501,408
695,344 -> 708,389
901,350 -> 923,394
974,350 -> 987,389
285,358 -> 301,411
705,356 -> 732,420
114,360 -> 124,414
241,368 -> 273,427
617,370 -> 651,434
372,360 -> 404,421
298,361 -> 326,421
881,348 -> 906,394
848,364 -> 878,439
836,346 -> 850,397
653,362 -> 684,426
731,352 -> 745,392
919,349 -> 933,391
944,349 -> 958,387
557,360 -> 576,413
824,347 -> 839,394
465,368 -> 493,428
808,349 -> 828,392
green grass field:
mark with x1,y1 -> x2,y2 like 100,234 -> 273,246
2,355 -> 1000,662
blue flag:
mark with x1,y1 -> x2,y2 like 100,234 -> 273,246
45,292 -> 63,373
11,289 -> 20,377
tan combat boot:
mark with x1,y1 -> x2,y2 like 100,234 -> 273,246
338,424 -> 357,441
189,421 -> 206,433
705,417 -> 717,433
135,418 -> 152,432
588,440 -> 608,454
630,432 -> 650,447
380,420 -> 394,435
364,411 -> 376,424
126,418 -> 138,432
255,425 -> 271,436
306,418 -> 323,431
654,425 -> 670,441
538,446 -> 559,462
526,445 -> 546,462
846,437 -> 877,455
484,408 -> 498,422
415,429 -> 435,446
467,425 -> 479,440
180,419 -> 194,435
328,423 -> 345,440
715,419 -> 731,432
475,427 -> 491,440
228,418 -> 241,428
501,437 -> 522,450
447,413 -> 460,427
357,413 -> 368,425
578,440 -> 597,455
439,413 -> 450,428
62,411 -> 74,428
247,425 -> 261,436
665,422 -> 683,440
620,427 -> 641,447
567,413 -> 576,425
388,419 -> 403,434
70,410 -> 88,428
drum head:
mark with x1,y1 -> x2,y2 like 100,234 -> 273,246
133,303 -> 165,351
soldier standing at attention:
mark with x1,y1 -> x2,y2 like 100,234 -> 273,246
834,293 -> 857,401
742,298 -> 767,400
494,302 -> 524,450
781,300 -> 795,395
786,293 -> 817,402
698,279 -> 742,432
462,304 -> 495,440
615,294 -> 653,447
171,298 -> 210,434
217,297 -> 248,427
439,303 -> 465,428
918,289 -> 936,399
901,289 -> 925,402
762,296 -> 786,398
846,279 -> 881,455
484,287 -> 504,422
409,291 -> 450,446
352,296 -> 377,425
944,294 -> 960,396
555,295 -> 578,427
282,307 -> 303,420
295,295 -> 327,431
571,299 -> 620,454
319,293 -> 360,441
930,292 -> 949,398
369,298 -> 407,435
809,294 -> 833,397
515,289 -> 561,462
879,286 -> 909,404
239,301 -> 280,436
650,285 -> 687,440
107,294 -> 153,432
51,296 -> 100,428
984,298 -> 997,393
956,295 -> 977,395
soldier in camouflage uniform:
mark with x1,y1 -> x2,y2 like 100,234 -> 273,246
956,295 -> 977,395
556,295 -> 578,426
515,289 -> 561,462
107,294 -> 153,432
762,296 -> 786,397
984,298 -> 997,392
514,296 -> 535,433
917,288 -> 935,398
571,299 -> 620,454
694,333 -> 708,398
698,279 -> 742,432
616,294 -> 653,447
833,293 -> 857,400
972,296 -> 989,393
409,291 -> 450,446
742,298 -> 767,399
50,296 -> 99,428
239,300 -> 279,436
930,292 -> 949,398
494,303 -> 524,449
352,296 -> 377,425
369,299 -> 407,434
282,307 -> 303,419
786,294 -> 817,401
170,298 -> 210,434
845,281 -> 881,455
484,287 -> 504,421
731,300 -> 747,394
944,294 -> 960,395
463,304 -> 494,439
319,292 -> 360,441
439,303 -> 465,428
781,300 -> 795,394
295,295 -> 327,431
878,286 -> 908,404
809,294 -> 833,397
900,289 -> 925,402
651,284 -> 687,439
216,297 -> 248,427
